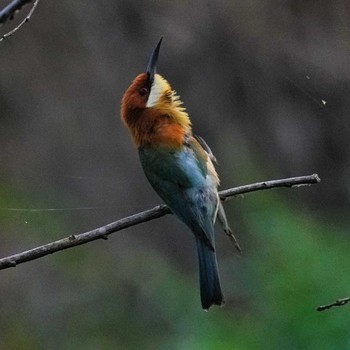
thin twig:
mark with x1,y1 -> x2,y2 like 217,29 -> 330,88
0,174 -> 320,271
0,0 -> 39,42
317,297 -> 350,312
219,173 -> 320,200
0,0 -> 33,23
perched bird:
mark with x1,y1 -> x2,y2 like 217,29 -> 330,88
121,38 -> 239,309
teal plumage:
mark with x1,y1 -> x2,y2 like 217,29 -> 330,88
139,139 -> 218,250
121,38 -> 236,309
139,139 -> 224,309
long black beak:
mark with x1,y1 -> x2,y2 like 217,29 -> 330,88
146,37 -> 163,82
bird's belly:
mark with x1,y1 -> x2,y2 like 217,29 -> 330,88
139,146 -> 208,189
138,146 -> 219,230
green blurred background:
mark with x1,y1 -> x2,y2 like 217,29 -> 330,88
1,1 -> 350,349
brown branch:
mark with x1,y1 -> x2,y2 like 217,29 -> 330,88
317,297 -> 350,312
0,174 -> 320,271
0,0 -> 39,42
219,173 -> 320,199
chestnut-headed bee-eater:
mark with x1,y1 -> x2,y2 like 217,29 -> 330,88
121,38 -> 239,309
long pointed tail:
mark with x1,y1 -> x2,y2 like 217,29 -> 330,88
196,237 -> 224,309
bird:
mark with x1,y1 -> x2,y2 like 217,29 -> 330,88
120,38 -> 240,310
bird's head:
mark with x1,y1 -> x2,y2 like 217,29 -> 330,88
122,38 -> 166,113
121,38 -> 187,120
121,38 -> 190,147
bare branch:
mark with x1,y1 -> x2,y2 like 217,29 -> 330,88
219,173 -> 320,200
0,174 -> 320,271
0,0 -> 39,42
317,297 -> 350,312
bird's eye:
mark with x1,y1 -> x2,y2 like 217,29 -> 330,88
139,87 -> 148,96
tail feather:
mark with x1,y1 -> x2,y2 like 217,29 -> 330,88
196,237 -> 224,309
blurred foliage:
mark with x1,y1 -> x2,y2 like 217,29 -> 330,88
1,0 -> 350,349
1,186 -> 350,349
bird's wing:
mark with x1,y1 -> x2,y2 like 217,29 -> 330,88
193,134 -> 217,163
193,135 -> 241,252
139,137 -> 219,250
